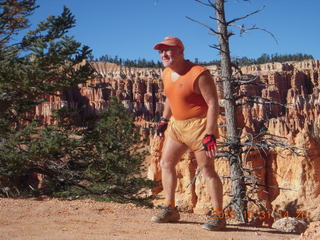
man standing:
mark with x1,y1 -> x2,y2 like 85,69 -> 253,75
151,36 -> 226,231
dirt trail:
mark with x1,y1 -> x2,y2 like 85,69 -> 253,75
0,197 -> 302,240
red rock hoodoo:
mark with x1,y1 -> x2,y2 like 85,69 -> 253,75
33,60 -> 320,223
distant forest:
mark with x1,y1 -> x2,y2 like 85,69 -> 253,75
96,53 -> 314,68
97,55 -> 163,68
232,53 -> 314,66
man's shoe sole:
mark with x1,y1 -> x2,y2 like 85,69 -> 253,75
201,224 -> 226,231
151,216 -> 180,223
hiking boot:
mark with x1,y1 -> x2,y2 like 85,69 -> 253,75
151,205 -> 180,223
202,210 -> 226,231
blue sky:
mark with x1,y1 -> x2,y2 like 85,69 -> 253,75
24,0 -> 320,62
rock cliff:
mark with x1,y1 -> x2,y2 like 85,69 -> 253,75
33,60 -> 320,224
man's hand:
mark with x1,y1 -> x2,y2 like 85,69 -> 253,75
202,134 -> 217,158
156,117 -> 169,137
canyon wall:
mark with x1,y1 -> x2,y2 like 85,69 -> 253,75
34,60 -> 320,223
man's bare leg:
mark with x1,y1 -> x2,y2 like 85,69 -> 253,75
194,150 -> 223,211
195,150 -> 225,230
160,136 -> 188,207
151,136 -> 187,223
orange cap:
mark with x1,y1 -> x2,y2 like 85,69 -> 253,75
153,36 -> 184,51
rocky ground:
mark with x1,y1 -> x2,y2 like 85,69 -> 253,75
2,197 -> 318,240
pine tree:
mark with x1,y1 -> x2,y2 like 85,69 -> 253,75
0,1 -> 153,205
0,0 -> 93,195
73,98 -> 154,204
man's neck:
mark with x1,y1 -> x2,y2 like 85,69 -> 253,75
170,59 -> 190,75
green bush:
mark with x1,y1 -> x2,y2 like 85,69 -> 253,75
0,1 -> 154,206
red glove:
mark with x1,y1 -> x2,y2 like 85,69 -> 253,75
202,134 -> 217,151
156,117 -> 169,136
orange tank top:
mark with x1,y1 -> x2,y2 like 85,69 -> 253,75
163,62 -> 209,120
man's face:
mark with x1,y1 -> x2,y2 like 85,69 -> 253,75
159,46 -> 183,68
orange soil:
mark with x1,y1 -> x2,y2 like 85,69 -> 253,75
0,197 -> 303,240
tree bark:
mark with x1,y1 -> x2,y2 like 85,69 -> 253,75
215,0 -> 247,222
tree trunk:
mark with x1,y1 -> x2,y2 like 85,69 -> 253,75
215,0 -> 247,222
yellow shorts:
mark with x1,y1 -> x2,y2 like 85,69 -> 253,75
166,117 -> 208,152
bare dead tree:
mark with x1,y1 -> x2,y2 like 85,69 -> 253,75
187,0 -> 247,222
188,0 -> 302,223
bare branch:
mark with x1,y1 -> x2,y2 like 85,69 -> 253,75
215,153 -> 231,158
230,23 -> 279,44
194,0 -> 213,7
236,96 -> 288,108
247,197 -> 268,211
192,0 -> 219,11
235,75 -> 259,84
254,183 -> 296,192
208,0 -> 218,11
186,16 -> 220,35
227,31 -> 235,38
209,15 -> 225,25
243,165 -> 266,172
209,44 -> 226,53
240,135 -> 305,157
227,6 -> 265,25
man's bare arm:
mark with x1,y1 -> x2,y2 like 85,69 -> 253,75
196,70 -> 219,158
196,71 -> 219,135
162,97 -> 172,120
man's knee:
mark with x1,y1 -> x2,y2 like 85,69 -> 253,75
160,157 -> 176,170
201,163 -> 219,179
